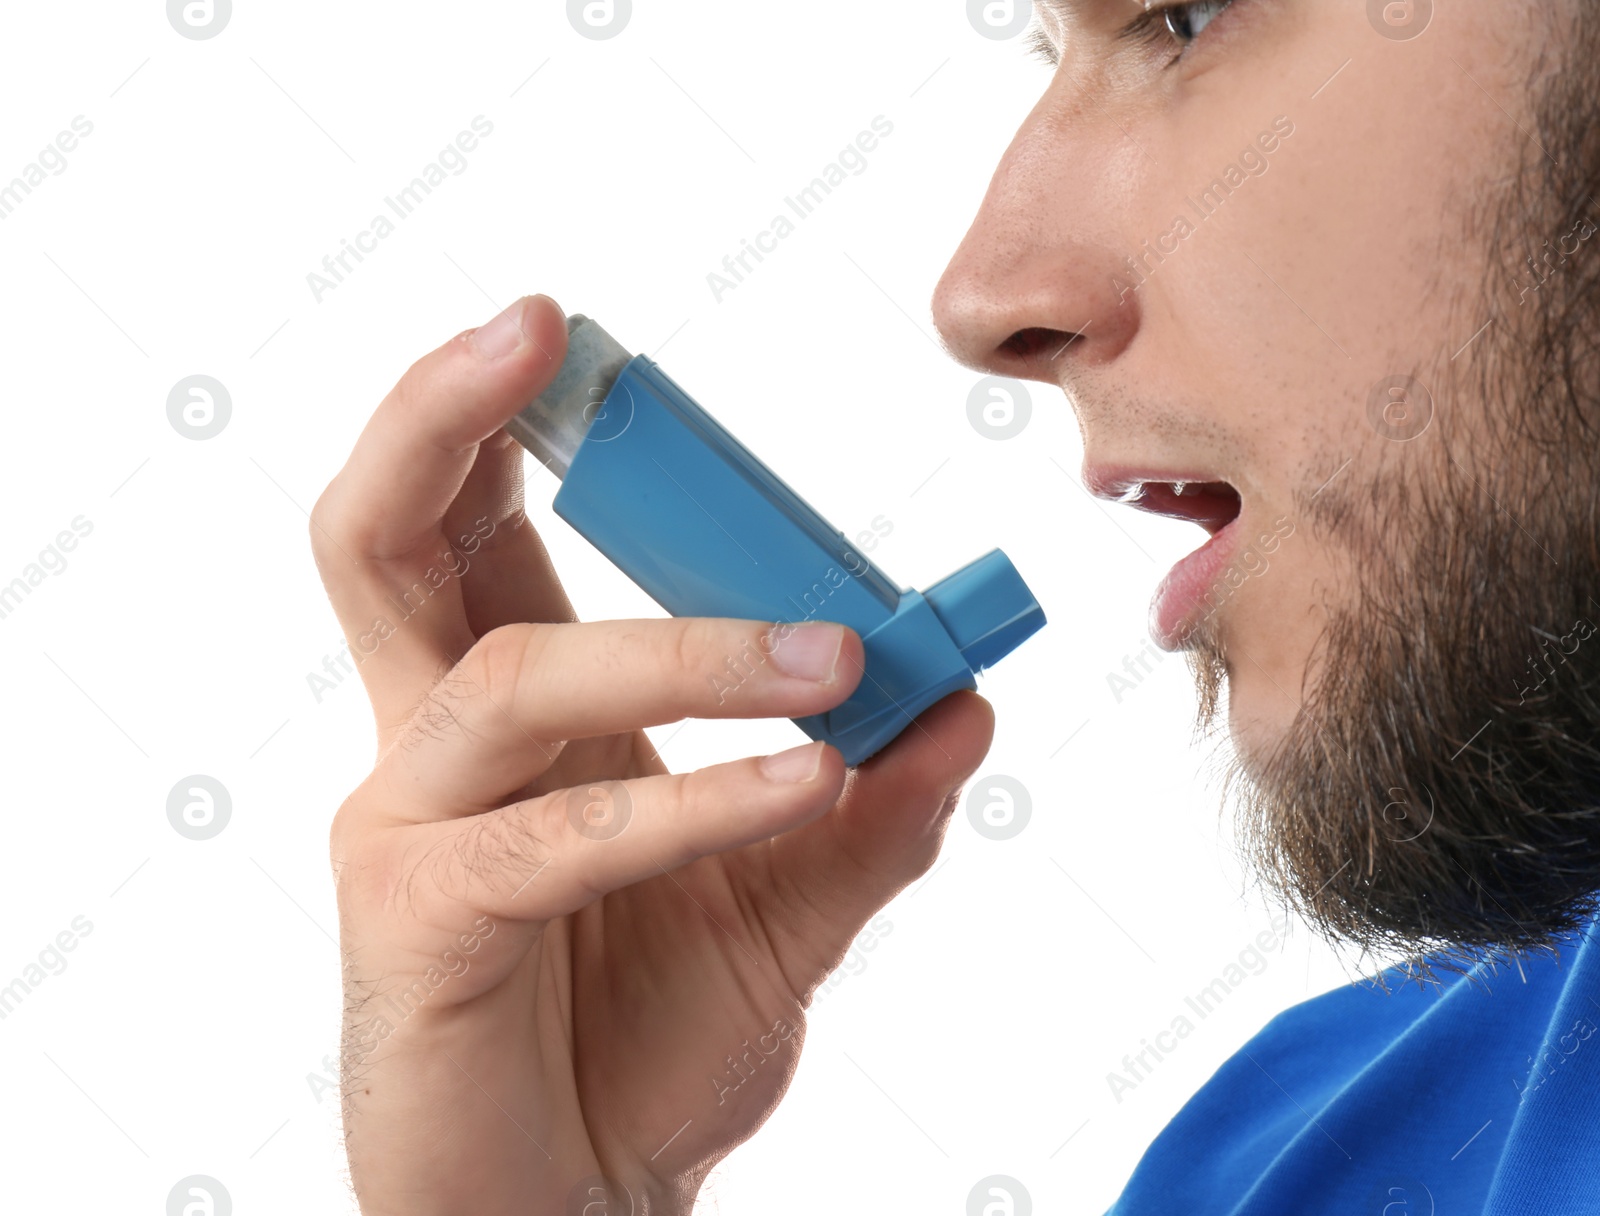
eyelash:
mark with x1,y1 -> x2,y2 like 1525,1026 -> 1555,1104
1026,26 -> 1059,65
1124,1 -> 1223,58
1028,1 -> 1230,68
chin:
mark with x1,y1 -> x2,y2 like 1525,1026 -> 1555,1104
1224,704 -> 1274,773
1215,671 -> 1299,776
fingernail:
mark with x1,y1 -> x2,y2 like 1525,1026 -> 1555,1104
766,622 -> 843,683
761,741 -> 823,783
469,297 -> 528,360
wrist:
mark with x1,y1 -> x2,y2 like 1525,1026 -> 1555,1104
340,1004 -> 700,1216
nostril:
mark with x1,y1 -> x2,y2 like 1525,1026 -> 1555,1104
1000,326 -> 1080,360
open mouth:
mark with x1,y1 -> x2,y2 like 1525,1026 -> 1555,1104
1086,469 -> 1246,648
1115,479 -> 1241,534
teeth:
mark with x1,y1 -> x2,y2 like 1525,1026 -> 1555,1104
1109,478 -> 1214,504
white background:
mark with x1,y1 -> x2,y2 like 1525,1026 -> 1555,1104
0,2 -> 1356,1212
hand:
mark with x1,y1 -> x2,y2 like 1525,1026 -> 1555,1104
310,294 -> 995,1215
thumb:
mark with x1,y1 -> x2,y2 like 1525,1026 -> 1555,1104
757,689 -> 996,998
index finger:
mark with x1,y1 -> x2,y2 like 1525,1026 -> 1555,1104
310,294 -> 570,724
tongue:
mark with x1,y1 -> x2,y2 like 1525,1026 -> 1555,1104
1137,482 -> 1240,534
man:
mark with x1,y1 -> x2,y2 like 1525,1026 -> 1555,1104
311,2 -> 1600,1211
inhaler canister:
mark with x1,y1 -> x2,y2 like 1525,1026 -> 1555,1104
505,314 -> 1047,766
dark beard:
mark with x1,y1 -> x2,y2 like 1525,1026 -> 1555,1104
1186,7 -> 1600,969
1187,452 -> 1600,968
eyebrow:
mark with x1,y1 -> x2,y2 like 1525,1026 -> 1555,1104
1033,0 -> 1160,25
1029,0 -> 1066,64
1025,0 -> 1165,65
1041,0 -> 1161,9
1028,24 -> 1060,66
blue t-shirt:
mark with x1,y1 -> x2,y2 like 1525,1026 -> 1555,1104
1109,915 -> 1600,1214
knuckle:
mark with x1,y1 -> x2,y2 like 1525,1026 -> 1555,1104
328,813 -> 355,889
391,354 -> 468,453
675,617 -> 762,694
395,622 -> 561,755
436,808 -> 555,905
328,795 -> 356,863
744,619 -> 779,668
390,356 -> 433,419
465,621 -> 548,704
663,768 -> 697,813
399,667 -> 479,750
307,485 -> 342,565
671,617 -> 712,680
665,767 -> 715,836
336,841 -> 395,921
329,804 -> 399,919
899,814 -> 954,884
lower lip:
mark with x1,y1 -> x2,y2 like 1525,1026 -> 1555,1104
1149,519 -> 1243,649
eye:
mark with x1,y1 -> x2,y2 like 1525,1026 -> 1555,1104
1156,0 -> 1233,45
1030,0 -> 1239,69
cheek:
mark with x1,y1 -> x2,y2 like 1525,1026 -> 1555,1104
1147,14 -> 1521,762
1154,6 -> 1517,462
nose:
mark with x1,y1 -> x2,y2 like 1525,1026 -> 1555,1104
932,86 -> 1143,386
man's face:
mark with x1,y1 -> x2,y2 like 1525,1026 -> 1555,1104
934,0 -> 1600,957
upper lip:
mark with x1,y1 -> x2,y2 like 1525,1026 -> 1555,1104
1084,463 -> 1243,537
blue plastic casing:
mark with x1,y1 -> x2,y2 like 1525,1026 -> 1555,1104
546,353 -> 1046,766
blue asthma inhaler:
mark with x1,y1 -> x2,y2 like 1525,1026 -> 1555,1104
504,314 -> 1047,767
